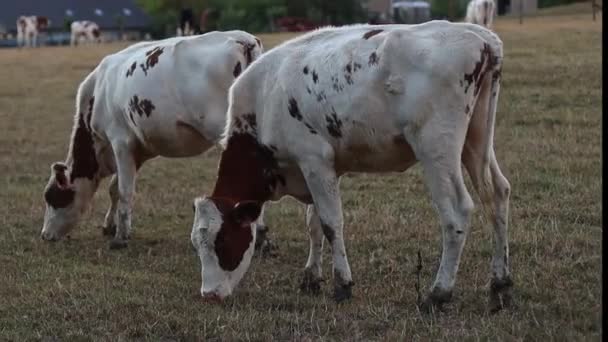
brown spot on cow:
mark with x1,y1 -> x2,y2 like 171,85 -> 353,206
369,52 -> 379,66
326,108 -> 343,138
126,62 -> 137,78
70,113 -> 99,181
44,183 -> 76,209
233,62 -> 242,78
140,47 -> 164,76
255,37 -> 262,47
303,66 -> 309,74
129,95 -> 155,118
288,97 -> 303,121
312,70 -> 319,83
363,29 -> 383,40
213,133 -> 280,201
236,41 -> 255,66
92,28 -> 100,38
463,43 -> 492,96
212,197 -> 254,271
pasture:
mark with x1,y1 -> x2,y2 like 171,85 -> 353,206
0,11 -> 602,341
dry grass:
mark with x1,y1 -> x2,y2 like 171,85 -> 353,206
0,11 -> 602,341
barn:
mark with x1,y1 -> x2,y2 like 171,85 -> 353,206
0,0 -> 152,46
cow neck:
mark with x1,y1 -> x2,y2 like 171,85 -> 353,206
66,112 -> 99,182
211,133 -> 273,204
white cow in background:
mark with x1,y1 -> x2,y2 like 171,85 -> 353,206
466,0 -> 496,29
71,20 -> 102,46
40,31 -> 265,250
16,15 -> 50,47
191,21 -> 512,313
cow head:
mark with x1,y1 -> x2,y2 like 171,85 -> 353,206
191,196 -> 262,301
40,162 -> 96,241
36,17 -> 50,30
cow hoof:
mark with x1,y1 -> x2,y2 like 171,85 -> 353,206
299,270 -> 323,295
109,239 -> 128,250
101,224 -> 116,237
419,288 -> 453,314
489,277 -> 514,313
333,282 -> 354,303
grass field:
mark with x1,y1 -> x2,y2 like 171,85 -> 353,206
0,10 -> 602,341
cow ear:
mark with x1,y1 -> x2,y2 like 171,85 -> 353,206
51,162 -> 70,189
230,201 -> 262,228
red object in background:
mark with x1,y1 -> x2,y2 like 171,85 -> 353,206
275,17 -> 319,32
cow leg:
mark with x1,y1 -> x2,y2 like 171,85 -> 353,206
109,143 -> 137,249
300,204 -> 324,295
299,160 -> 353,302
487,153 -> 512,311
408,119 -> 473,312
463,147 -> 512,312
101,174 -> 118,236
419,159 -> 474,312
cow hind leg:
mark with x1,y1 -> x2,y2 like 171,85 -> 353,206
463,147 -> 512,312
462,75 -> 512,313
109,142 -> 138,249
300,204 -> 325,295
409,118 -> 474,313
102,174 -> 119,236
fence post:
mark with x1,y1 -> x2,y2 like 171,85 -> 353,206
519,0 -> 524,24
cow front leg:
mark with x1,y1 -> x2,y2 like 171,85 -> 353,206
101,174 -> 118,236
300,160 -> 353,302
300,204 -> 324,295
109,143 -> 137,249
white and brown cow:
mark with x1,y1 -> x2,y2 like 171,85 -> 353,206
191,21 -> 512,312
41,31 -> 264,250
16,16 -> 50,47
71,20 -> 102,46
466,0 -> 496,29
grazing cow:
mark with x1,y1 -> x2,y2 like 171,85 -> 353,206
191,21 -> 512,313
71,21 -> 102,46
16,16 -> 50,47
466,0 -> 496,29
41,31 -> 265,250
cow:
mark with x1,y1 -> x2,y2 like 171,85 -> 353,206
16,16 -> 50,47
70,20 -> 102,46
466,0 -> 496,29
190,21 -> 512,313
40,31 -> 266,251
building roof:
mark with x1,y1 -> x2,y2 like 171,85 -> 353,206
0,0 -> 152,32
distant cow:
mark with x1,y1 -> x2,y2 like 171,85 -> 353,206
71,20 -> 101,46
16,16 -> 50,47
40,31 -> 264,250
466,0 -> 496,29
190,21 -> 512,312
